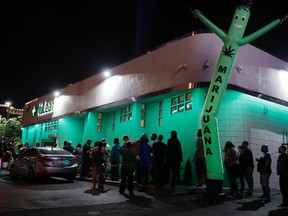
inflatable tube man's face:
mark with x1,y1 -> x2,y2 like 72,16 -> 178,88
228,6 -> 251,37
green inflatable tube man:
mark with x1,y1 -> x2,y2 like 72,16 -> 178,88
192,1 -> 287,197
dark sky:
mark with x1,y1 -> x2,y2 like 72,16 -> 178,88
1,0 -> 287,108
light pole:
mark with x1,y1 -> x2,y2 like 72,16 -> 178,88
5,101 -> 11,119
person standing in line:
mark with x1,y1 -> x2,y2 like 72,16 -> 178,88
101,138 -> 111,158
192,129 -> 206,190
256,144 -> 272,203
101,138 -> 111,179
223,141 -> 240,197
149,133 -> 158,177
277,145 -> 288,208
80,139 -> 92,178
150,133 -> 157,148
63,141 -> 74,154
63,140 -> 68,150
73,143 -> 83,174
122,135 -> 132,148
91,141 -> 108,191
165,130 -> 183,188
119,141 -> 137,196
238,146 -> 246,196
137,136 -> 152,192
241,141 -> 254,196
73,143 -> 83,161
110,138 -> 121,181
151,134 -> 167,187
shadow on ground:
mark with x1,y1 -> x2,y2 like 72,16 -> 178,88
236,199 -> 265,211
269,208 -> 288,216
84,188 -> 111,196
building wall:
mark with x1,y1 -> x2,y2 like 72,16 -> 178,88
20,32 -> 288,189
21,33 -> 288,127
57,117 -> 85,148
21,87 -> 288,188
217,90 -> 288,188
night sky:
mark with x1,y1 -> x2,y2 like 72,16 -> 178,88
1,0 -> 287,108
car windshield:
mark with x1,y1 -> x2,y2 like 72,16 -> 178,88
38,148 -> 72,155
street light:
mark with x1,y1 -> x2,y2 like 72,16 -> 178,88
5,101 -> 11,119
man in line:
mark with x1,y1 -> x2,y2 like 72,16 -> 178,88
241,141 -> 254,196
256,144 -> 272,203
81,139 -> 92,178
277,145 -> 288,208
165,130 -> 183,188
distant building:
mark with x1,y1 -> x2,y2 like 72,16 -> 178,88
0,104 -> 23,120
20,32 -> 288,188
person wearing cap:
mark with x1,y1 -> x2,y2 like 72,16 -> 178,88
165,130 -> 183,188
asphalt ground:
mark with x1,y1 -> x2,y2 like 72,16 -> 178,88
1,168 -> 288,216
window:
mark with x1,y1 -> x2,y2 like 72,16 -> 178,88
112,111 -> 116,131
140,104 -> 146,127
97,113 -> 102,132
171,92 -> 193,114
158,101 -> 163,126
120,105 -> 133,122
44,120 -> 58,131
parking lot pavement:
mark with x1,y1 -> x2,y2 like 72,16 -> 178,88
2,168 -> 288,216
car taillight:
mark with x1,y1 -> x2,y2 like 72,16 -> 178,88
71,157 -> 78,164
39,156 -> 52,166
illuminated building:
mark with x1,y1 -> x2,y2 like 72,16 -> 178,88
21,32 -> 288,188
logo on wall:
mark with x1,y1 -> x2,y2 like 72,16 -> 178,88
32,101 -> 54,116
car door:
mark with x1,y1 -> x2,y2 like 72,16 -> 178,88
18,149 -> 36,176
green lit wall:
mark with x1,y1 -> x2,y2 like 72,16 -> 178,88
57,116 -> 85,147
21,88 -> 288,188
218,90 -> 288,188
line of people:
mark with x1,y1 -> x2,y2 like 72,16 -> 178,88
78,130 -> 183,195
61,132 -> 288,207
223,140 -> 254,199
119,131 -> 183,195
223,140 -> 288,208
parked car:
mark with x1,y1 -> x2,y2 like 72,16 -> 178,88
9,147 -> 78,182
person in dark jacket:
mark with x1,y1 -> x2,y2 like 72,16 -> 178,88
165,130 -> 183,188
80,139 -> 92,178
257,144 -> 272,203
63,141 -> 74,153
241,141 -> 254,196
277,145 -> 288,207
151,134 -> 166,187
119,141 -> 137,195
137,136 -> 152,191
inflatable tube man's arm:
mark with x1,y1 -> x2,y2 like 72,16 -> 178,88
192,9 -> 227,41
240,14 -> 287,46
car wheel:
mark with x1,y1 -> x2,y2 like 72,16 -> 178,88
27,167 -> 35,182
9,165 -> 16,179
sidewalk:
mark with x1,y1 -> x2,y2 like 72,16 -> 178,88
76,174 -> 197,195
